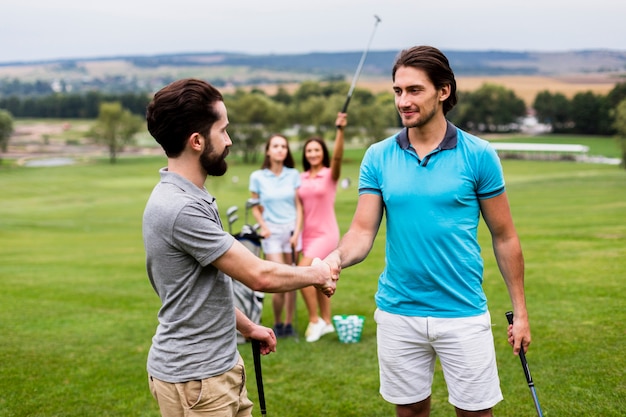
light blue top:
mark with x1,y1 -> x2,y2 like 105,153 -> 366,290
359,122 -> 505,318
249,167 -> 301,224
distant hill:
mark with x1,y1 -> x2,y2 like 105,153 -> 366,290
126,49 -> 626,76
3,49 -> 626,76
0,49 -> 624,96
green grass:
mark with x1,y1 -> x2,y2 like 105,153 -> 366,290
489,134 -> 622,158
0,153 -> 625,416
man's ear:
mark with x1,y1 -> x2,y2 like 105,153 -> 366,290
439,84 -> 451,102
188,133 -> 204,152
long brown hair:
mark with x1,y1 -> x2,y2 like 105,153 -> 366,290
261,134 -> 295,169
301,137 -> 330,172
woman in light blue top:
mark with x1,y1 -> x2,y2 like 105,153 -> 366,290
249,134 -> 302,337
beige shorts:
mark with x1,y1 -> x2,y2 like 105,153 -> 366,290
375,309 -> 503,411
148,355 -> 253,417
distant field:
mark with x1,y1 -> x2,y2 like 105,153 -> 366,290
359,74 -> 620,106
5,118 -> 623,168
236,73 -> 620,107
1,55 -> 621,107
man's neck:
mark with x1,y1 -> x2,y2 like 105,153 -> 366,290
167,158 -> 206,189
407,117 -> 448,158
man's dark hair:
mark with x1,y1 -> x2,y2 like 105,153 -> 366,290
302,137 -> 330,171
260,134 -> 295,169
392,46 -> 458,115
146,78 -> 224,157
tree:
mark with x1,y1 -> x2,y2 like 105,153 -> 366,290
345,92 -> 399,144
533,90 -> 572,132
570,91 -> 612,135
89,102 -> 143,163
271,86 -> 292,105
606,82 -> 626,108
450,84 -> 526,133
0,109 -> 14,153
612,99 -> 626,169
226,92 -> 288,163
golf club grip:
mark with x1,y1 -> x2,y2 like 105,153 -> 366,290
505,310 -> 514,325
505,312 -> 544,417
338,95 -> 352,122
251,340 -> 267,414
505,311 -> 534,385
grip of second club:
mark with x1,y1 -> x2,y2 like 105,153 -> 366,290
341,96 -> 351,114
506,311 -> 534,385
505,310 -> 514,325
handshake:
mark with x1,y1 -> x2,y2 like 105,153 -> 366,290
310,251 -> 342,298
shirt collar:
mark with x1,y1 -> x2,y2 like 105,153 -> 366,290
262,167 -> 288,178
302,167 -> 326,179
395,120 -> 458,151
159,168 -> 216,205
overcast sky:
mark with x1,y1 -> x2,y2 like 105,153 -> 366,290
1,0 -> 623,63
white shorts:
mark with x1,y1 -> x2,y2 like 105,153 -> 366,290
375,309 -> 503,411
261,221 -> 302,255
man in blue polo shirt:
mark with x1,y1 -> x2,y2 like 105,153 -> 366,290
325,46 -> 531,417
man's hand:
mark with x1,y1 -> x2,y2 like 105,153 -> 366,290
507,314 -> 531,355
247,324 -> 277,355
323,250 -> 342,281
311,258 -> 337,297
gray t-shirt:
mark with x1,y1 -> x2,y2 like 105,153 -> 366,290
143,168 -> 237,383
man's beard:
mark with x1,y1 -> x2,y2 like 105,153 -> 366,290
401,105 -> 438,128
200,142 -> 228,176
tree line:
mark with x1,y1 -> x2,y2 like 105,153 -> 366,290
1,79 -> 626,165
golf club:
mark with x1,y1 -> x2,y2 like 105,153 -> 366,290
227,214 -> 239,235
291,243 -> 299,342
339,14 -> 382,121
505,311 -> 544,417
226,206 -> 238,234
245,198 -> 260,225
251,339 -> 267,416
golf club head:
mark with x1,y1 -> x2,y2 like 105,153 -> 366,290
245,198 -> 260,224
246,198 -> 260,209
226,206 -> 238,217
228,214 -> 239,225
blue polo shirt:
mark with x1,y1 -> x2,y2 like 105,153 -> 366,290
359,122 -> 505,318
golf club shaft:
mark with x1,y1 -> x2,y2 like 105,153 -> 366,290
251,339 -> 267,416
291,244 -> 299,342
505,311 -> 544,417
339,15 -> 382,117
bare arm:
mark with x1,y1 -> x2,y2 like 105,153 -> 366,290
249,191 -> 270,238
290,190 -> 303,248
236,308 -> 276,355
480,192 -> 530,355
214,239 -> 336,296
330,112 -> 347,182
324,193 -> 383,272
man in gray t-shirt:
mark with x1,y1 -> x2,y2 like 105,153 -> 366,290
144,79 -> 337,417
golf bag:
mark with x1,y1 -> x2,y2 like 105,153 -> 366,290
233,224 -> 265,344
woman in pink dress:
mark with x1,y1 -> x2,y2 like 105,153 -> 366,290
297,112 -> 347,342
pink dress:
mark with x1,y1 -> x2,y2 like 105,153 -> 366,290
298,167 -> 339,259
